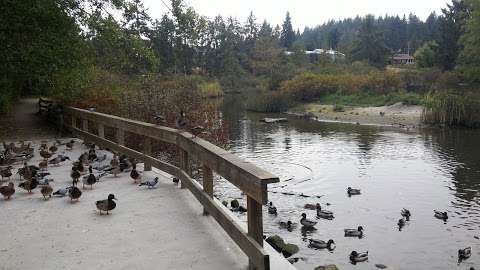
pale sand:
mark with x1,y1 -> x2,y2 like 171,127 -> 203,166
290,102 -> 424,128
0,139 -> 295,270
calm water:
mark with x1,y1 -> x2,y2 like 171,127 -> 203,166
214,97 -> 480,270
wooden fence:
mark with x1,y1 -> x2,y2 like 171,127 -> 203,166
64,107 -> 279,270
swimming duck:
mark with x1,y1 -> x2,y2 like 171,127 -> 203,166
279,221 -> 296,231
344,226 -> 364,237
0,182 -> 15,199
401,208 -> 411,220
130,163 -> 141,183
347,187 -> 361,196
83,166 -> 97,189
308,239 -> 335,250
304,203 -> 317,210
53,187 -> 72,197
49,143 -> 58,153
19,178 -> 38,193
68,186 -> 82,202
65,140 -> 75,150
434,210 -> 448,220
139,177 -> 159,189
458,247 -> 471,261
41,183 -> 53,200
71,168 -> 80,187
96,194 -> 117,215
300,213 -> 317,228
350,251 -> 368,263
0,166 -> 12,180
316,203 -> 334,219
268,202 -> 277,215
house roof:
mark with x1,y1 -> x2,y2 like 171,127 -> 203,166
392,54 -> 414,60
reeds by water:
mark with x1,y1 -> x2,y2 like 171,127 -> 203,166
422,91 -> 480,127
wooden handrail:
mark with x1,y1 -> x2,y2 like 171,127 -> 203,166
64,107 -> 279,270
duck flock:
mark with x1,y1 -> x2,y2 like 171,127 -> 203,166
265,185 -> 474,268
0,139 -> 161,216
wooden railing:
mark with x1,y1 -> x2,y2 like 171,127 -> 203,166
64,107 -> 279,270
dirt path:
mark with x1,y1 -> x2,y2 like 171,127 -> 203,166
0,98 -> 58,141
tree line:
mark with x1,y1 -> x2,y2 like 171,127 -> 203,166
0,0 -> 479,112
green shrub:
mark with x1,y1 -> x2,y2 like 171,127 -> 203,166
333,104 -> 345,112
199,81 -> 224,98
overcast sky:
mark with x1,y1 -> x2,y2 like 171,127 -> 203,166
142,0 -> 450,30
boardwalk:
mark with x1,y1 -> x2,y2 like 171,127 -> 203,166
0,101 -> 294,270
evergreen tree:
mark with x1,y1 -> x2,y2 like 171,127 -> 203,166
458,0 -> 480,82
280,12 -> 295,49
350,16 -> 390,68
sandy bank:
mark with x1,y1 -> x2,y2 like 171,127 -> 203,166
289,102 -> 424,128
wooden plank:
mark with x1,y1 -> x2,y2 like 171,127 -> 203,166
179,148 -> 188,189
202,165 -> 213,215
82,119 -> 88,132
248,196 -> 264,269
70,126 -> 270,270
176,169 -> 270,270
144,137 -> 152,171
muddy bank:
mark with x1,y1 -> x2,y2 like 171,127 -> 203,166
288,102 -> 423,128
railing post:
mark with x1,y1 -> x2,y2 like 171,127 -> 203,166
116,128 -> 125,146
82,119 -> 88,132
202,164 -> 213,215
71,115 -> 76,129
144,137 -> 152,171
179,148 -> 189,189
98,123 -> 105,139
247,196 -> 263,270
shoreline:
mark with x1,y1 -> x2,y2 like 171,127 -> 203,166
287,102 -> 424,129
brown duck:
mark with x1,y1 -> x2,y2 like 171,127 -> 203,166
71,168 -> 80,187
40,149 -> 52,160
1,166 -> 13,180
49,143 -> 58,153
96,194 -> 117,215
19,177 -> 38,193
41,183 -> 53,200
0,182 -> 15,199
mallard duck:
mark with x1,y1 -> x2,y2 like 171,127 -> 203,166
344,226 -> 364,237
191,126 -> 205,138
0,166 -> 12,180
300,213 -> 317,228
130,163 -> 141,183
458,247 -> 471,261
347,187 -> 361,196
96,194 -> 117,215
401,208 -> 411,220
68,186 -> 82,202
40,183 -> 53,200
316,203 -> 334,219
434,210 -> 448,220
53,187 -> 72,197
71,168 -> 80,186
175,110 -> 187,130
19,178 -> 38,193
65,140 -> 75,150
49,143 -> 58,153
268,202 -> 277,215
304,203 -> 317,210
350,251 -> 368,263
139,177 -> 159,189
0,182 -> 15,199
39,160 -> 48,171
398,218 -> 406,227
83,166 -> 97,189
40,149 -> 52,160
308,239 -> 335,250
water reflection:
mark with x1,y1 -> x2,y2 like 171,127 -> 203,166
216,95 -> 480,270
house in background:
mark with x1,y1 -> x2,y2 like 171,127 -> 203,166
392,53 -> 415,65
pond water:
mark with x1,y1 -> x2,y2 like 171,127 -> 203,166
214,96 -> 480,270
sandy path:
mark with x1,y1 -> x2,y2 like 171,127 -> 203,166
0,98 -> 58,141
0,139 -> 248,270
